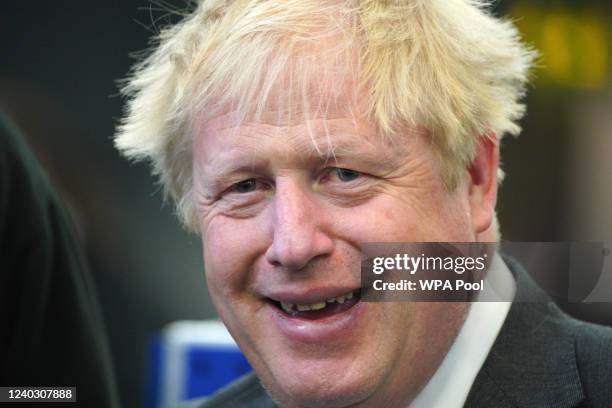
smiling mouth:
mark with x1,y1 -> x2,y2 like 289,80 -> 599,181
268,289 -> 362,320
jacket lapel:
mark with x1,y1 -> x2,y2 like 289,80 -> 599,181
465,256 -> 586,408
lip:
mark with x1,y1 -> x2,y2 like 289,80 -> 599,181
265,286 -> 360,304
266,297 -> 366,343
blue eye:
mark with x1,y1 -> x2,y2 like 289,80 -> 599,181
233,179 -> 258,193
335,168 -> 361,182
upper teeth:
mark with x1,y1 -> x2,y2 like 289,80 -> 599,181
280,290 -> 355,313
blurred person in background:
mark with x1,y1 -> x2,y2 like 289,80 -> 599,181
0,113 -> 120,407
115,1 -> 612,407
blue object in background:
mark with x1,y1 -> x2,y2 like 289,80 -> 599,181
185,346 -> 252,398
148,320 -> 252,408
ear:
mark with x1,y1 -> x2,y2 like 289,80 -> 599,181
468,132 -> 499,234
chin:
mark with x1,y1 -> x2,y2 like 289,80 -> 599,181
256,355 -> 383,408
269,375 -> 374,408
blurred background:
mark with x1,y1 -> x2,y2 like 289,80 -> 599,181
0,0 -> 610,406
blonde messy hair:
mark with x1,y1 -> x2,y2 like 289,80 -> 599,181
115,0 -> 536,232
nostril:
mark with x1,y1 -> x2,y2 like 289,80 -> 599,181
267,259 -> 283,268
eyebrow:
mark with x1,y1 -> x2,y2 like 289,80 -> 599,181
198,123 -> 404,191
319,130 -> 404,171
199,153 -> 266,194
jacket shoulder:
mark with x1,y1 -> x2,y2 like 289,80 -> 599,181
467,256 -> 612,407
570,318 -> 612,406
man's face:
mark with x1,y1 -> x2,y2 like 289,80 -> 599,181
193,93 -> 478,406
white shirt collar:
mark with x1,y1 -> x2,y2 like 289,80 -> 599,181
409,253 -> 516,408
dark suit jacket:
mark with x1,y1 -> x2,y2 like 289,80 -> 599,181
0,114 -> 120,407
183,256 -> 612,407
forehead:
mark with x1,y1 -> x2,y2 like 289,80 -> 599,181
198,118 -> 368,175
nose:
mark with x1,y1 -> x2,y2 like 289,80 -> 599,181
264,179 -> 334,271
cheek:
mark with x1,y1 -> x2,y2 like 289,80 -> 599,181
436,190 -> 473,239
202,217 -> 263,296
327,197 -> 438,241
329,191 -> 471,242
